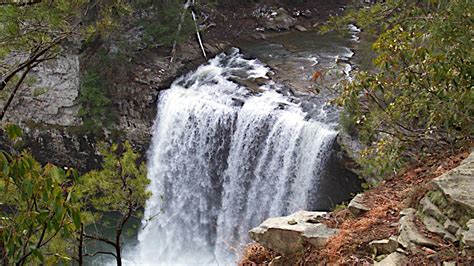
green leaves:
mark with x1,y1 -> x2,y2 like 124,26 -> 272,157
0,140 -> 81,264
5,123 -> 22,141
333,0 -> 473,179
77,141 -> 150,219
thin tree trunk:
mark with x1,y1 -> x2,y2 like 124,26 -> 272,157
190,0 -> 207,59
78,224 -> 84,266
170,0 -> 192,64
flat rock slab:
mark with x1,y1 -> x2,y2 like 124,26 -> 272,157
369,236 -> 399,255
432,152 -> 474,212
249,211 -> 338,255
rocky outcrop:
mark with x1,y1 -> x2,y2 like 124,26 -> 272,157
419,196 -> 446,222
334,131 -> 365,180
382,153 -> 474,258
348,193 -> 370,216
249,211 -> 338,255
462,219 -> 474,256
398,208 -> 438,250
1,40 -> 213,171
4,55 -> 81,126
432,152 -> 474,213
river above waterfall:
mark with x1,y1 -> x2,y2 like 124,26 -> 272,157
122,30 -> 362,266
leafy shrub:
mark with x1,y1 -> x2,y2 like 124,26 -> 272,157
78,71 -> 114,135
0,125 -> 82,264
331,0 -> 473,178
133,0 -> 194,46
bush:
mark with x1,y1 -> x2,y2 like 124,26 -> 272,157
331,0 -> 473,178
78,71 -> 114,135
133,0 -> 194,46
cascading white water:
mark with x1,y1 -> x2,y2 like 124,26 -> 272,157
127,49 -> 338,265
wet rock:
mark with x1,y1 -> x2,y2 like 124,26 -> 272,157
432,152 -> 474,213
251,32 -> 267,40
374,252 -> 407,266
398,208 -> 438,250
261,8 -> 297,31
249,211 -> 337,255
420,196 -> 446,222
228,77 -> 265,94
231,97 -> 245,107
335,132 -> 363,178
203,43 -> 220,55
348,193 -> 370,216
369,236 -> 399,255
215,42 -> 233,53
294,25 -> 308,32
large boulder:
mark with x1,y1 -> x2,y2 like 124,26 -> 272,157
249,211 -> 338,255
432,152 -> 474,213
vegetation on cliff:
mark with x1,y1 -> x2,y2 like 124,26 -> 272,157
331,0 -> 473,180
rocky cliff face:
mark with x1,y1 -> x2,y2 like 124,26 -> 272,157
5,55 -> 81,126
1,54 -> 100,171
1,41 -> 210,171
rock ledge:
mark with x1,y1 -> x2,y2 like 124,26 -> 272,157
249,211 -> 338,255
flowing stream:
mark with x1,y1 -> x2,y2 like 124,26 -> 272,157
125,30 -> 361,265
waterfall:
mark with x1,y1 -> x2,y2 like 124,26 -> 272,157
128,50 -> 338,265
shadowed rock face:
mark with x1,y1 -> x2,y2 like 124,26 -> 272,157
249,211 -> 338,255
432,152 -> 474,213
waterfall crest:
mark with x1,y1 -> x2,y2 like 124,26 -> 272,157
129,50 -> 338,265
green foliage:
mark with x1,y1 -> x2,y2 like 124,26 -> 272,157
0,0 -> 130,64
333,202 -> 348,212
331,0 -> 473,179
0,126 -> 81,264
133,0 -> 194,46
78,71 -> 114,135
339,111 -> 357,136
1,125 -> 150,264
78,141 -> 150,223
75,140 -> 150,263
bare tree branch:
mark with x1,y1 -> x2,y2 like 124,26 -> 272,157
84,251 -> 117,259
